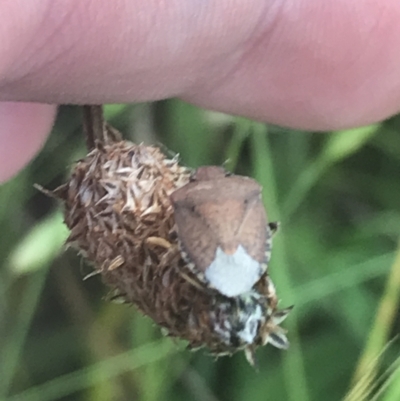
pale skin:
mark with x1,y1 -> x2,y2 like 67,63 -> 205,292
1,0 -> 400,182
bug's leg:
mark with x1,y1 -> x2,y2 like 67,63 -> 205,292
268,222 -> 280,235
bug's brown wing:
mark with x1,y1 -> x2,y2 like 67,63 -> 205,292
196,191 -> 267,263
235,193 -> 268,263
172,199 -> 219,272
171,175 -> 268,271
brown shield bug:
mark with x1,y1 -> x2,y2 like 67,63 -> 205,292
170,166 -> 278,298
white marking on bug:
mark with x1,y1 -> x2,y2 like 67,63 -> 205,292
205,245 -> 262,297
238,304 -> 263,344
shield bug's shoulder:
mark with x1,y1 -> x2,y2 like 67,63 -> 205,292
170,166 -> 275,298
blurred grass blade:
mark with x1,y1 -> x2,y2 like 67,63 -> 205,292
103,104 -> 127,120
250,123 -> 310,401
377,356 -> 400,401
283,124 -> 380,218
343,342 -> 394,401
166,100 -> 211,167
224,117 -> 252,171
351,239 -> 400,396
0,269 -> 48,397
7,211 -> 68,275
295,253 -> 392,308
321,124 -> 379,164
5,340 -> 178,401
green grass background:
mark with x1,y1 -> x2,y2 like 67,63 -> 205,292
1,102 -> 400,401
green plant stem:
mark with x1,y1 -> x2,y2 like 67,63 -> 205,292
0,269 -> 49,397
5,340 -> 177,401
350,239 -> 400,396
251,124 -> 310,401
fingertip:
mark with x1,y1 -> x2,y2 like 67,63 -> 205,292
0,102 -> 56,182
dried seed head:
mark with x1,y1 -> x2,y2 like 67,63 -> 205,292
50,124 -> 290,364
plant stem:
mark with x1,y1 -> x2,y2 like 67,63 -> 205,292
82,105 -> 105,150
